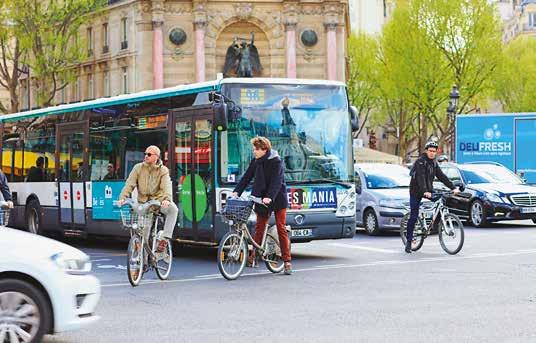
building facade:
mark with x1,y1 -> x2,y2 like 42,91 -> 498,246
348,0 -> 393,34
13,0 -> 350,110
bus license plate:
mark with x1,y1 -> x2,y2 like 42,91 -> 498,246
291,229 -> 312,237
521,207 -> 536,214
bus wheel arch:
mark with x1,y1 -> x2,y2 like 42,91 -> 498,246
25,197 -> 43,235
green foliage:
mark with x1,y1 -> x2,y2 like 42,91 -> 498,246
494,36 -> 536,112
11,0 -> 106,107
347,0 -> 503,157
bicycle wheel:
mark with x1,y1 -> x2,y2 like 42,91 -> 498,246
217,231 -> 247,280
127,234 -> 144,287
264,233 -> 287,273
439,213 -> 464,255
400,213 -> 425,252
155,238 -> 173,280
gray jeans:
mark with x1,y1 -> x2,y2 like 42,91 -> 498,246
143,202 -> 179,241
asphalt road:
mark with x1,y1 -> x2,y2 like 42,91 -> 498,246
45,220 -> 536,343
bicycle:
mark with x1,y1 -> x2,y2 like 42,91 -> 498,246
0,201 -> 10,227
400,191 -> 464,255
118,199 -> 173,287
217,196 -> 291,280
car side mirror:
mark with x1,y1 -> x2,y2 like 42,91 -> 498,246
356,183 -> 362,195
349,105 -> 359,133
213,100 -> 228,132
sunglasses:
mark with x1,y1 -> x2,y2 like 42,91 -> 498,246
144,152 -> 155,157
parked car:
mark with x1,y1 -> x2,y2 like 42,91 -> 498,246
0,227 -> 100,342
437,162 -> 536,227
355,163 -> 411,235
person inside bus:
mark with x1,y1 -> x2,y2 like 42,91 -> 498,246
103,163 -> 117,180
27,156 -> 46,182
231,136 -> 292,275
117,145 -> 177,253
0,168 -> 14,209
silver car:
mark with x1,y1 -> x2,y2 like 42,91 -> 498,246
355,163 -> 411,235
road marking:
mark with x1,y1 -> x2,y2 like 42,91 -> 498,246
329,243 -> 398,254
195,274 -> 221,278
313,264 -> 348,268
98,264 -> 127,270
100,249 -> 536,288
91,259 -> 112,262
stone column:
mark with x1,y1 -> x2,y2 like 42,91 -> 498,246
283,2 -> 299,79
325,22 -> 337,81
152,21 -> 164,89
194,21 -> 207,82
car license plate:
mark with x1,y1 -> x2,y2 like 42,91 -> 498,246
291,229 -> 312,237
521,207 -> 536,214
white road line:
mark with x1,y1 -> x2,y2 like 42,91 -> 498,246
195,274 -> 222,278
329,243 -> 398,254
101,249 -> 536,288
91,259 -> 112,262
313,264 -> 348,268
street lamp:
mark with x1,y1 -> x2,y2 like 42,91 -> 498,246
447,85 -> 460,161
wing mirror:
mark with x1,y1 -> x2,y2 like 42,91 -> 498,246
349,105 -> 359,133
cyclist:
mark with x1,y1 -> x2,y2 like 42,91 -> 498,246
406,140 -> 460,253
231,136 -> 292,275
117,145 -> 177,253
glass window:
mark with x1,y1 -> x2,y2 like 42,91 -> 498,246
460,164 -> 522,185
220,84 -> 352,184
87,27 -> 93,55
103,71 -> 110,97
360,164 -> 410,189
121,18 -> 128,45
87,74 -> 94,100
24,117 -> 57,182
103,23 -> 109,49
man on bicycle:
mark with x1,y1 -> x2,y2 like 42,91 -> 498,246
406,140 -> 460,253
231,136 -> 292,275
117,145 -> 177,253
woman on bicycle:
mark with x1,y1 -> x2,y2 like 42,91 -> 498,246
232,136 -> 292,275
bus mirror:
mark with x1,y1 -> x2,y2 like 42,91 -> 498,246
350,106 -> 359,132
213,101 -> 228,131
208,92 -> 215,102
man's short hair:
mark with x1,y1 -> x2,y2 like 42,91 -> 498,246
250,137 -> 272,151
147,145 -> 161,156
36,156 -> 45,167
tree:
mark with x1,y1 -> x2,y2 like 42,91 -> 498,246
12,0 -> 105,107
0,0 -> 27,114
347,33 -> 381,138
494,36 -> 536,112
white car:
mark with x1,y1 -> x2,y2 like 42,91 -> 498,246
0,227 -> 100,342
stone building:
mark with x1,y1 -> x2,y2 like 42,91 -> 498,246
13,0 -> 350,110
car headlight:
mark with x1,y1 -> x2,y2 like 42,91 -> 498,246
379,199 -> 405,209
50,252 -> 92,275
485,193 -> 503,203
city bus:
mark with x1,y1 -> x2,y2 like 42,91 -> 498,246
0,77 -> 358,245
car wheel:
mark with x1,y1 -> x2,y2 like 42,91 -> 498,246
0,278 -> 52,343
470,200 -> 488,228
26,199 -> 42,235
364,209 -> 380,236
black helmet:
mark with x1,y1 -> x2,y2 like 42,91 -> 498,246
424,140 -> 439,150
437,154 -> 449,162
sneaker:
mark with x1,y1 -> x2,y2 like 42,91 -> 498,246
247,251 -> 257,268
284,262 -> 292,275
156,239 -> 168,253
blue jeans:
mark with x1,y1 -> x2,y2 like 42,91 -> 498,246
406,196 -> 422,243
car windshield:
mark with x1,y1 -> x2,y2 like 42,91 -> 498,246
359,164 -> 411,189
220,83 -> 352,184
460,164 -> 523,184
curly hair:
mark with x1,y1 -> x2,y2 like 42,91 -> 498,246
250,136 -> 272,151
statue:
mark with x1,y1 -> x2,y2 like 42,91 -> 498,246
223,32 -> 262,77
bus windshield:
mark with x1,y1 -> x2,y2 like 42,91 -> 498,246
220,83 -> 352,184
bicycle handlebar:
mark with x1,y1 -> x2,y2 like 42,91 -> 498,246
0,201 -> 9,209
115,198 -> 162,214
227,195 -> 268,207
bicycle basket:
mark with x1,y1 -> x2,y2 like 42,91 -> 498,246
222,199 -> 253,224
0,209 -> 10,226
119,208 -> 151,230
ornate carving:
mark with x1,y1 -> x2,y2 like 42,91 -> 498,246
234,3 -> 254,21
164,4 -> 193,15
170,48 -> 193,62
300,6 -> 324,16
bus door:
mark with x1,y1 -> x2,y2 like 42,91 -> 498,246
168,106 -> 214,242
56,121 -> 89,229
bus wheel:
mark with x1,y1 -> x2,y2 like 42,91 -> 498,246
26,200 -> 42,235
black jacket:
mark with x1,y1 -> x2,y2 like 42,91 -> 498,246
233,150 -> 288,213
0,170 -> 12,201
410,153 -> 454,198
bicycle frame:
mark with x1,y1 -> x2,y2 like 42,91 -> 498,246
234,222 -> 271,257
417,197 -> 451,236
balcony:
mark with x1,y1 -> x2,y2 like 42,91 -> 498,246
121,41 -> 128,50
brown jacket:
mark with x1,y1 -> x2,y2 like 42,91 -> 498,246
119,161 -> 172,203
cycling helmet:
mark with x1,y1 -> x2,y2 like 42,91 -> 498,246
437,154 -> 449,162
424,140 -> 439,150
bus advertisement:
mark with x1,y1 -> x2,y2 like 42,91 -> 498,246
0,78 -> 358,245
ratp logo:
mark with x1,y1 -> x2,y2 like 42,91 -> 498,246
484,124 -> 501,140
